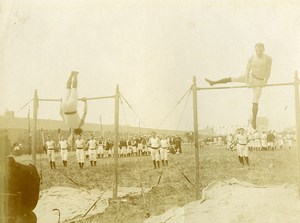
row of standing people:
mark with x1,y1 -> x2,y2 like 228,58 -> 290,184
225,130 -> 294,151
44,133 -> 182,169
205,129 -> 296,169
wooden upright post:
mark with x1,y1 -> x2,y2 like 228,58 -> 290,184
192,76 -> 200,200
100,115 -> 103,137
41,128 -> 45,147
294,71 -> 300,196
58,128 -> 61,144
113,85 -> 120,199
32,89 -> 38,165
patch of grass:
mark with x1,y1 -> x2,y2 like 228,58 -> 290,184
15,144 -> 298,223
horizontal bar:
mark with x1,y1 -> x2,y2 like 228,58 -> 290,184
84,95 -> 115,100
39,98 -> 61,102
197,82 -> 295,91
39,95 -> 115,102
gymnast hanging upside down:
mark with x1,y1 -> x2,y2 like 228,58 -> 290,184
60,71 -> 87,136
205,43 -> 272,129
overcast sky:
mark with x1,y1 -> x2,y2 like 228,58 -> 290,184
1,0 -> 300,133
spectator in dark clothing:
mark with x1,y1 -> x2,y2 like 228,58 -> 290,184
105,138 -> 114,157
267,131 -> 275,151
174,136 -> 182,154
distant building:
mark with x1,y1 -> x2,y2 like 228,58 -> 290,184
199,127 -> 215,138
4,110 -> 15,118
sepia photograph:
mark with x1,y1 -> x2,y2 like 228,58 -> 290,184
1,0 -> 300,222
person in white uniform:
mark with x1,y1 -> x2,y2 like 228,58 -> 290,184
148,132 -> 161,169
87,135 -> 98,166
286,133 -> 293,149
261,131 -> 268,151
160,135 -> 170,166
75,134 -> 85,169
58,135 -> 69,167
217,136 -> 223,149
235,128 -> 250,166
97,137 -> 105,158
45,135 -> 56,169
253,130 -> 261,151
226,134 -> 233,151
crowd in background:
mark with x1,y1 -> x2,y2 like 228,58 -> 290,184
205,130 -> 295,151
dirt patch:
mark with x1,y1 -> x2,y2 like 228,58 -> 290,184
144,178 -> 300,223
34,186 -> 150,223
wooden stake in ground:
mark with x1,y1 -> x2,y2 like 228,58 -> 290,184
32,89 -> 38,165
140,183 -> 150,218
81,191 -> 106,219
192,76 -> 200,200
113,85 -> 120,199
293,71 -> 300,197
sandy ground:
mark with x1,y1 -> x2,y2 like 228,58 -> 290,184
144,178 -> 300,223
14,147 -> 299,223
34,186 -> 150,223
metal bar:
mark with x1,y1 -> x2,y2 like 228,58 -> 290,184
84,95 -> 115,101
192,76 -> 200,200
197,82 -> 295,91
38,95 -> 115,102
293,71 -> 300,197
39,99 -> 62,102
